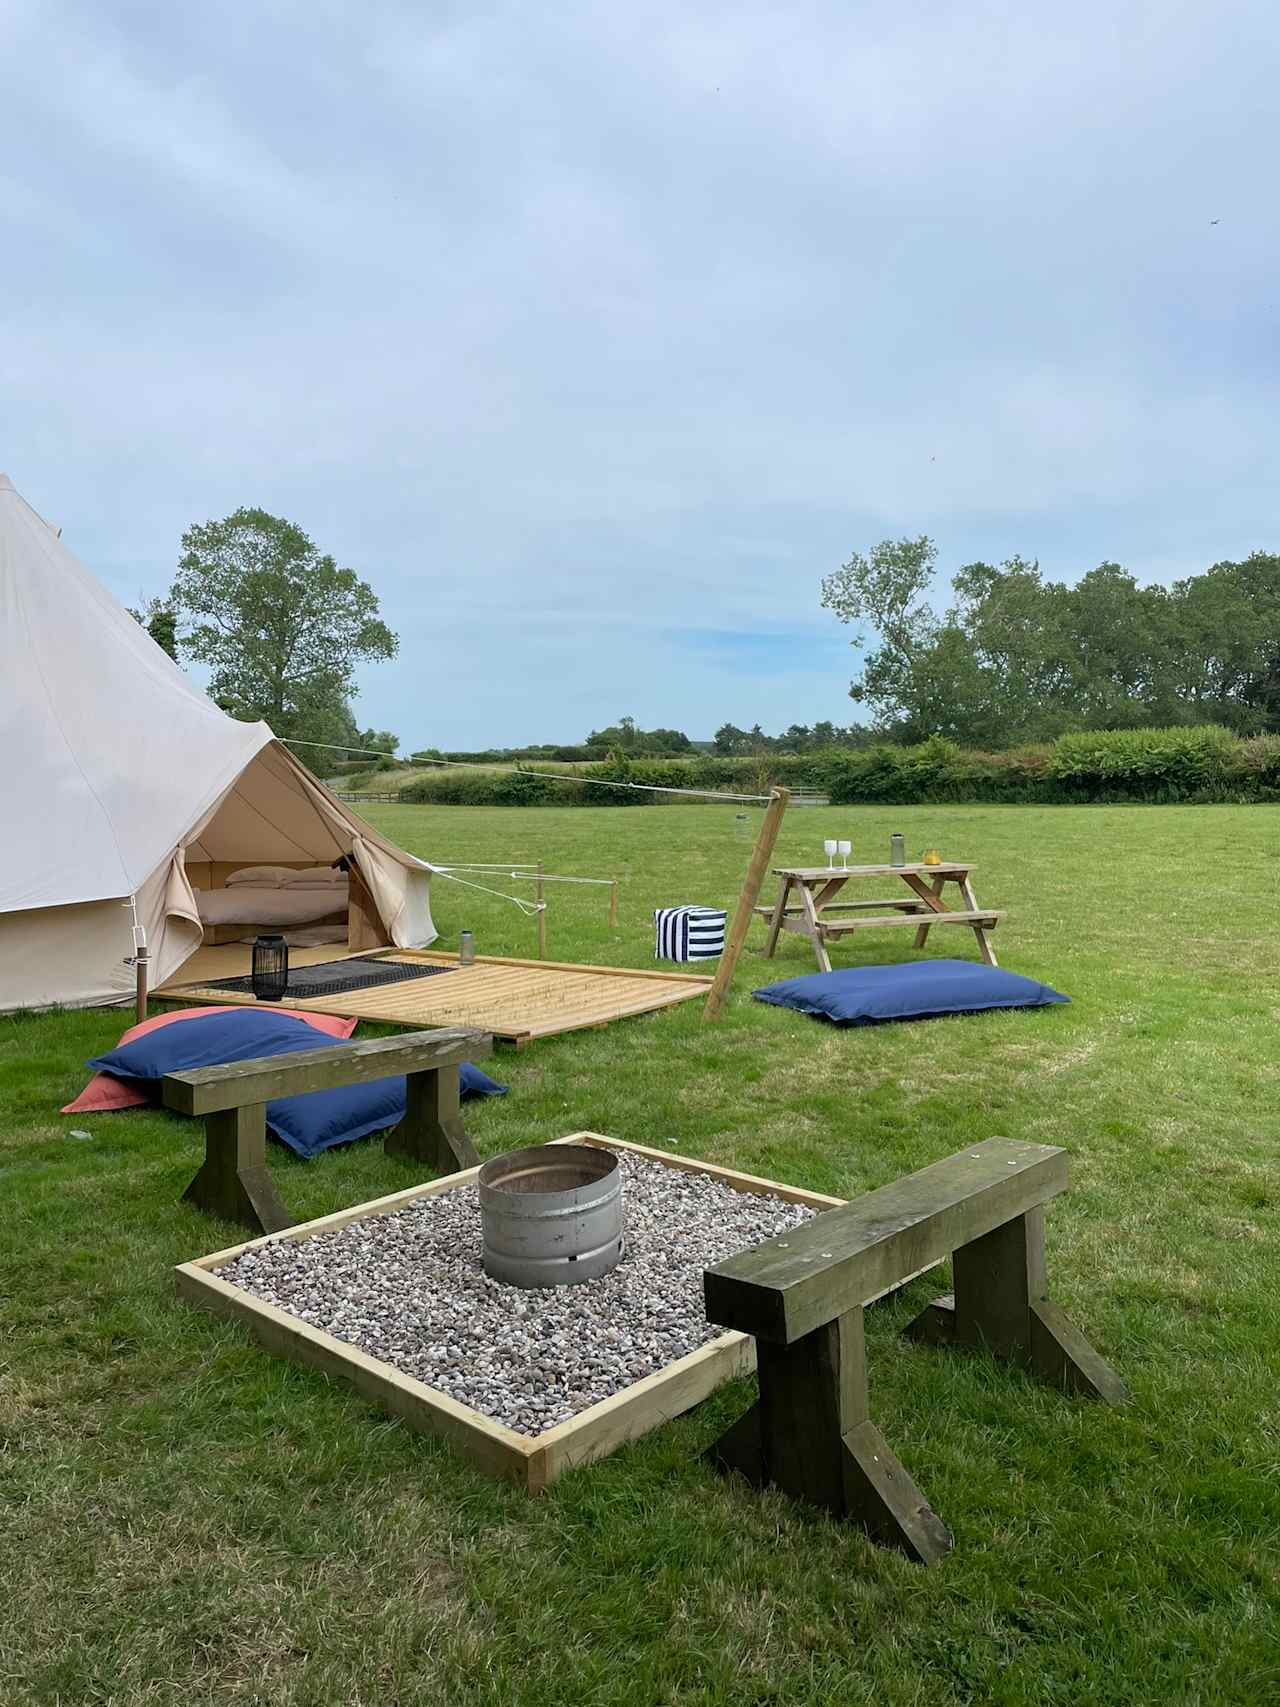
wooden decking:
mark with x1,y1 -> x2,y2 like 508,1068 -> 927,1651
159,948 -> 713,1047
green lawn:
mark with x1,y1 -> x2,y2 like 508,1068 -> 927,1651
3,803 -> 1278,1706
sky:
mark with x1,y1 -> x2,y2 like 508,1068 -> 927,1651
3,0 -> 1277,750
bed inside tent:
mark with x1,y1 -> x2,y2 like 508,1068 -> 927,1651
182,743 -> 401,952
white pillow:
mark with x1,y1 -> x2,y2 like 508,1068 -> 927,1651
283,866 -> 348,888
224,865 -> 297,887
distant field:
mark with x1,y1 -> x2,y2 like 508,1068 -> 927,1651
3,802 -> 1278,1704
327,759 -> 605,793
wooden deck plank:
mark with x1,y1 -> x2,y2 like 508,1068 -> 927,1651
160,948 -> 713,1045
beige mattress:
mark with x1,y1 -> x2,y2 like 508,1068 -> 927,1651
196,886 -> 348,928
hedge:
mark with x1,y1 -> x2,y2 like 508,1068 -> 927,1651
393,729 -> 1280,808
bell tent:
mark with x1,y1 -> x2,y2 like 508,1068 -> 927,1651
0,473 -> 437,1011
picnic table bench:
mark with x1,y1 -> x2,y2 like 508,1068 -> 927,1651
164,1026 -> 492,1235
756,862 -> 1004,971
703,1137 -> 1127,1563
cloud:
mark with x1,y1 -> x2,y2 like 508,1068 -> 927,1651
2,0 -> 1276,744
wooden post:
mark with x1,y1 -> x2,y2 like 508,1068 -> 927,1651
706,1304 -> 952,1564
703,788 -> 789,1022
180,1105 -> 294,1235
905,1209 -> 1130,1405
385,1064 -> 480,1172
536,862 -> 546,959
609,879 -> 618,929
134,945 -> 149,1025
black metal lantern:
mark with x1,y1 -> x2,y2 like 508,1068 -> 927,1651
251,934 -> 289,1002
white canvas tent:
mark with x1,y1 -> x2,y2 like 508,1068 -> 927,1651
0,473 -> 437,1011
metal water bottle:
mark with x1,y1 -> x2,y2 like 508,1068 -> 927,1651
890,833 -> 906,866
459,930 -> 475,966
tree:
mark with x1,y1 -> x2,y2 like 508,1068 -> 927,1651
821,537 -> 944,733
645,727 -> 692,752
128,596 -> 179,662
358,729 -> 402,771
167,508 -> 397,743
588,717 -> 640,750
1173,553 -> 1280,731
359,729 -> 400,757
587,719 -> 691,754
713,722 -> 753,755
822,534 -> 1280,742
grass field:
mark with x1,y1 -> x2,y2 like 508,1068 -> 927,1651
3,802 -> 1279,1705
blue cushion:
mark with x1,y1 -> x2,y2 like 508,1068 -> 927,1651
87,1010 -> 507,1160
752,959 -> 1069,1025
266,1062 -> 507,1160
87,1009 -> 340,1082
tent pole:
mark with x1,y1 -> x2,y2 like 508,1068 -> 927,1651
135,945 -> 150,1024
703,788 -> 789,1023
536,862 -> 546,958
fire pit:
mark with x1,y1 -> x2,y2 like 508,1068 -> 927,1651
478,1143 -> 623,1288
178,1134 -> 843,1489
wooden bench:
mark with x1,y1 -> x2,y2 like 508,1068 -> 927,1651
702,1137 -> 1127,1564
758,864 -> 1004,971
163,1027 -> 492,1236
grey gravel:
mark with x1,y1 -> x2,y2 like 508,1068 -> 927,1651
219,1153 -> 817,1435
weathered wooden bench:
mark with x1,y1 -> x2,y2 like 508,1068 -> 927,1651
702,1137 -> 1128,1564
163,1027 -> 492,1236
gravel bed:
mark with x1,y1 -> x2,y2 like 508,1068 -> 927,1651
219,1153 -> 818,1435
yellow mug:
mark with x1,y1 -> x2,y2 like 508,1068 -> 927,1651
922,848 -> 942,866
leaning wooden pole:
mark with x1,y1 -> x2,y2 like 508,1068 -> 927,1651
703,788 -> 789,1023
134,944 -> 150,1025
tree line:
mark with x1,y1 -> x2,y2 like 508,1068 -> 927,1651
822,537 -> 1280,744
131,509 -> 1280,764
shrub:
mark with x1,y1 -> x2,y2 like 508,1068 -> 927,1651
1046,726 -> 1238,801
395,728 -> 1280,806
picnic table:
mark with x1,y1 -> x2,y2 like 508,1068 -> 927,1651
755,862 -> 1003,973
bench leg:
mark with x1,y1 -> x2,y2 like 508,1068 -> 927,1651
904,1210 -> 1128,1404
912,874 -> 946,949
959,877 -> 999,966
796,883 -> 834,973
181,1105 -> 293,1235
763,877 -> 792,958
705,1308 -> 952,1564
385,1065 -> 479,1172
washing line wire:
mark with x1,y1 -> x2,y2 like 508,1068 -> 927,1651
283,737 -> 773,805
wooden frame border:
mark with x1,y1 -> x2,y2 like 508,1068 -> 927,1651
175,1135 -> 845,1493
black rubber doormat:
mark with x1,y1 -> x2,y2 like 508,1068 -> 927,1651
202,957 -> 457,1001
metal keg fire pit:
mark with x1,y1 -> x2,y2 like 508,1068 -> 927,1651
478,1144 -> 624,1288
